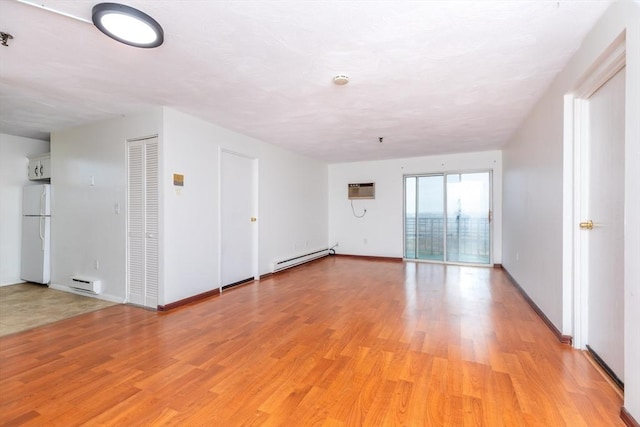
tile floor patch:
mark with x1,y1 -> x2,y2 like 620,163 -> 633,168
0,283 -> 117,336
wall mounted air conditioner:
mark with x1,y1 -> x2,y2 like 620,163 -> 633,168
348,182 -> 375,199
70,277 -> 101,294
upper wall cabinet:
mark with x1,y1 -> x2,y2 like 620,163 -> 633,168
28,153 -> 51,180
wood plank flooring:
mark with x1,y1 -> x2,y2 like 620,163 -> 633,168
0,257 -> 623,426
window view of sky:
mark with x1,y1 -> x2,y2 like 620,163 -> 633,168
406,173 -> 489,217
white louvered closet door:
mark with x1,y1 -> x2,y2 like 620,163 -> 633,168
127,137 -> 159,308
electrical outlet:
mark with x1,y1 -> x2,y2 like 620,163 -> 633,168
94,260 -> 99,270
516,252 -> 519,261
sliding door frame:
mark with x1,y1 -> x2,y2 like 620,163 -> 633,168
403,169 -> 493,266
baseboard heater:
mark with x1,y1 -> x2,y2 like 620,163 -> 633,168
271,248 -> 329,273
70,277 -> 101,294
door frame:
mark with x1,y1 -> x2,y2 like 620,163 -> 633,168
403,169 -> 493,266
563,32 -> 625,349
218,148 -> 259,293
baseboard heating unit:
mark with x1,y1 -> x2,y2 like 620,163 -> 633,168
271,248 -> 329,273
70,277 -> 101,294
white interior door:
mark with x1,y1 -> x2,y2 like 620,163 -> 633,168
584,67 -> 625,383
221,151 -> 255,289
127,137 -> 159,308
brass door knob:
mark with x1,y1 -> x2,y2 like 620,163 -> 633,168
579,220 -> 594,230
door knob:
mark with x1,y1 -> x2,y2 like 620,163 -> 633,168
250,217 -> 257,222
579,220 -> 594,230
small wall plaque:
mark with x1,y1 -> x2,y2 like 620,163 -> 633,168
173,173 -> 184,186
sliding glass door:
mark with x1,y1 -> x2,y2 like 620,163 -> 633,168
404,171 -> 491,265
405,175 -> 445,261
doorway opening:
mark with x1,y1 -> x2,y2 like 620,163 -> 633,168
404,171 -> 492,265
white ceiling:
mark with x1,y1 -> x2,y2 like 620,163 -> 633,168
0,0 -> 611,163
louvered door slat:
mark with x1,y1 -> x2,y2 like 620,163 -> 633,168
127,137 -> 159,309
144,139 -> 159,306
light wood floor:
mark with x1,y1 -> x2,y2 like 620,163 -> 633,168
0,257 -> 623,426
0,283 -> 116,336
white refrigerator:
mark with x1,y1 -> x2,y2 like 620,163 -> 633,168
21,184 -> 51,284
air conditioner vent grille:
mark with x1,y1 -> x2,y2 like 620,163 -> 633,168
348,183 -> 375,199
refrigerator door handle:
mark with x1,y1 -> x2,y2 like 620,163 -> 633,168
40,188 -> 46,215
39,217 -> 45,251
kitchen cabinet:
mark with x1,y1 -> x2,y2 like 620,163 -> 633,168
28,153 -> 51,180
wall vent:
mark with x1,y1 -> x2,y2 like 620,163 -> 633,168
348,183 -> 375,199
70,277 -> 101,294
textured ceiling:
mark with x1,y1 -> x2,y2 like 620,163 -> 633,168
0,0 -> 611,162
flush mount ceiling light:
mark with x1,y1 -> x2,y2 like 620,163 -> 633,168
333,74 -> 349,85
92,3 -> 164,48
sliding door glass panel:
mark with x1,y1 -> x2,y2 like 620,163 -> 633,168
404,177 -> 417,258
405,171 -> 490,264
446,172 -> 490,264
416,175 -> 444,261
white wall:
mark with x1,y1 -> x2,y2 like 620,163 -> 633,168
258,141 -> 329,270
502,98 -> 564,327
50,107 -> 327,305
502,1 -> 640,420
328,150 -> 502,262
161,108 -> 328,304
50,110 -> 162,302
0,134 -> 50,286
161,108 -> 221,304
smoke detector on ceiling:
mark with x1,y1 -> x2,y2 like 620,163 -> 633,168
333,74 -> 349,85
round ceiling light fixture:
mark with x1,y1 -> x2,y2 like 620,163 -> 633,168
333,74 -> 349,85
92,3 -> 164,48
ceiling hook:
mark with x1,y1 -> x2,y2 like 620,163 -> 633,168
0,32 -> 13,47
